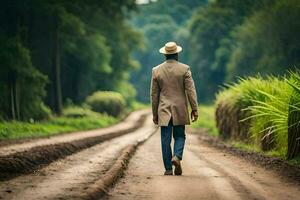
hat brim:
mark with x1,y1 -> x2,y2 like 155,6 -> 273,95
159,46 -> 182,54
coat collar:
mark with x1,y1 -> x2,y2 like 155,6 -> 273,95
165,59 -> 177,63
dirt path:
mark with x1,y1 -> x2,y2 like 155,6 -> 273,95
106,130 -> 300,200
0,117 -> 156,200
1,118 -> 300,200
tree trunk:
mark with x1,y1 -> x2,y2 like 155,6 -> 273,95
52,18 -> 63,114
15,81 -> 20,120
9,76 -> 20,120
10,82 -> 16,120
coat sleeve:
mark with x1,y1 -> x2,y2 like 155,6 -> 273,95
150,69 -> 160,118
184,67 -> 198,111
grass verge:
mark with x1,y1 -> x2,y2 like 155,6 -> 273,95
191,105 -> 218,136
231,140 -> 300,167
0,106 -> 118,140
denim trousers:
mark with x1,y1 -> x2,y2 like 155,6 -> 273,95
161,119 -> 186,170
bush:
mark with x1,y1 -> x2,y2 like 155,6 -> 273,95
63,106 -> 105,118
85,91 -> 126,117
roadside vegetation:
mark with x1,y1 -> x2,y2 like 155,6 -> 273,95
0,108 -> 116,140
0,91 -> 147,140
215,71 -> 300,160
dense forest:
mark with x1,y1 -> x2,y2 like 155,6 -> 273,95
131,0 -> 300,103
0,0 -> 141,121
1,0 -> 299,121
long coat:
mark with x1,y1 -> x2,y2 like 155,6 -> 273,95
150,59 -> 198,126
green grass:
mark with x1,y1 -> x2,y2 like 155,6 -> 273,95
191,105 -> 219,136
231,141 -> 261,153
0,106 -> 118,140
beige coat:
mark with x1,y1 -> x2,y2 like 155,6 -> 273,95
150,60 -> 198,126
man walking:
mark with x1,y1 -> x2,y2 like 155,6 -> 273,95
150,41 -> 198,176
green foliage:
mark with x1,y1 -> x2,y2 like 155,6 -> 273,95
191,105 -> 218,136
85,91 -> 126,117
216,76 -> 287,108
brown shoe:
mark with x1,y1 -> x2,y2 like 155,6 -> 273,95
164,170 -> 173,175
171,156 -> 182,175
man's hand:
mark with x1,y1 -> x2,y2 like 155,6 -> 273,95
191,110 -> 198,122
153,116 -> 158,125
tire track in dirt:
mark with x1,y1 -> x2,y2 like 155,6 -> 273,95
0,116 -> 156,200
188,147 -> 265,200
188,137 -> 300,200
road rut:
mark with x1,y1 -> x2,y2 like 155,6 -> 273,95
0,115 -> 156,200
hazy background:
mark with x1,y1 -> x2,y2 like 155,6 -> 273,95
130,0 -> 300,103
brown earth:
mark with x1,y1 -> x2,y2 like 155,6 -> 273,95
193,128 -> 300,184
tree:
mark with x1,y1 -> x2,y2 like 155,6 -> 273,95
227,0 -> 300,80
0,37 -> 48,120
186,0 -> 275,102
0,0 -> 142,120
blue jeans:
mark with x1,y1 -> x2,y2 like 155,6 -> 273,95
161,119 -> 186,170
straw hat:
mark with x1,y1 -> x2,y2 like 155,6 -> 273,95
159,42 -> 182,54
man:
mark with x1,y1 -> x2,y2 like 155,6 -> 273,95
150,41 -> 198,176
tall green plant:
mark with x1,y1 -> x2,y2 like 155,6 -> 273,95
286,71 -> 300,158
245,82 -> 291,155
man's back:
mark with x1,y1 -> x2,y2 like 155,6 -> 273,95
151,59 -> 197,126
153,60 -> 188,100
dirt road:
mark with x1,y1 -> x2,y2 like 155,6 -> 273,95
106,130 -> 300,200
1,114 -> 300,200
0,114 -> 156,200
